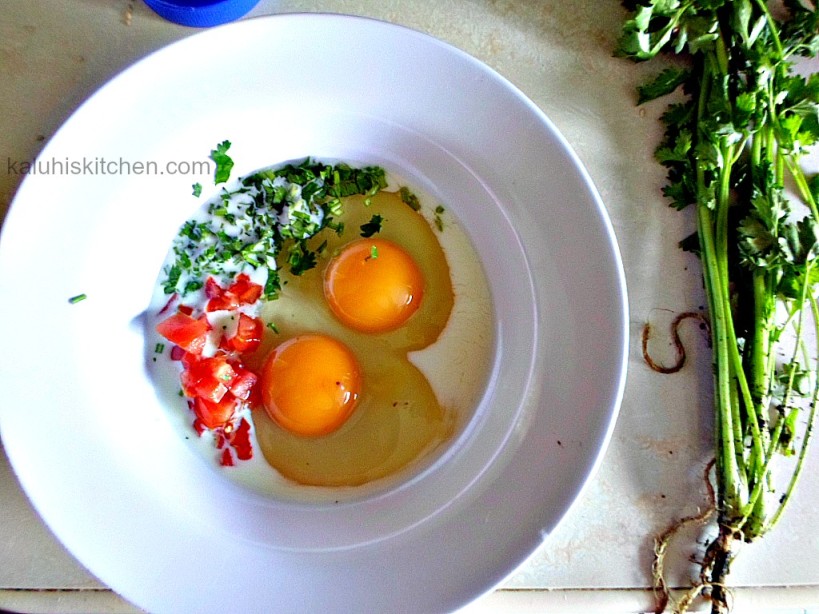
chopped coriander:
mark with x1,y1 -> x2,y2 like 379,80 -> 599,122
369,244 -> 379,259
162,156 -> 393,300
264,270 -> 282,300
67,293 -> 87,304
155,343 -> 165,354
360,214 -> 384,238
210,140 -> 234,185
192,182 -> 202,197
399,186 -> 421,211
266,321 -> 279,334
434,205 -> 445,232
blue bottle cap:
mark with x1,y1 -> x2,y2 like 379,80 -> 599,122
144,0 -> 262,28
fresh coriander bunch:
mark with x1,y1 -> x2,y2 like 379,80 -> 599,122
617,1 -> 819,612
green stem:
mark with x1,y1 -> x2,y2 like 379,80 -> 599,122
752,0 -> 784,58
785,155 -> 819,223
765,291 -> 819,532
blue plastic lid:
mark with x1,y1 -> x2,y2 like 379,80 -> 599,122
144,0 -> 261,27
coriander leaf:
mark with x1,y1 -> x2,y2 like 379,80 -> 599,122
637,67 -> 690,104
360,214 -> 384,238
192,182 -> 202,197
399,186 -> 421,211
210,140 -> 234,185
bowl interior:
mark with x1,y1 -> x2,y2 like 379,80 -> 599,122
0,14 -> 626,613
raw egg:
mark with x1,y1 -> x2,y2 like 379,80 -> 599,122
324,238 -> 425,333
249,189 -> 465,487
150,169 -> 495,498
260,334 -> 361,437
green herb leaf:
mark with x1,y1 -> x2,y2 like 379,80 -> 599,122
637,67 -> 690,105
360,214 -> 384,237
210,140 -> 234,185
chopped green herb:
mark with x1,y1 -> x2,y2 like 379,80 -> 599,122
210,140 -> 234,185
155,343 -> 165,354
162,155 -> 392,301
434,205 -> 445,232
264,270 -> 281,301
266,321 -> 279,334
192,182 -> 202,197
369,244 -> 379,259
399,186 -> 421,211
360,214 -> 384,238
67,293 -> 87,304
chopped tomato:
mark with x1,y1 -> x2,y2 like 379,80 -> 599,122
204,276 -> 223,299
157,293 -> 178,316
194,395 -> 239,430
229,273 -> 263,304
230,418 -> 253,460
206,293 -> 239,312
205,274 -> 263,312
224,313 -> 263,353
156,312 -> 210,354
220,447 -> 235,467
181,355 -> 237,401
228,365 -> 258,400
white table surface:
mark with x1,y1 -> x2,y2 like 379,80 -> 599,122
1,1 -> 819,613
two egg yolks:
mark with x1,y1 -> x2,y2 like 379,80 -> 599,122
260,238 -> 425,437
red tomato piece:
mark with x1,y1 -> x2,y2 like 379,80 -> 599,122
181,355 -> 237,402
158,293 -> 178,316
228,366 -> 258,400
230,417 -> 253,460
193,377 -> 229,403
220,447 -> 235,467
156,312 -> 210,354
194,395 -> 239,430
206,293 -> 239,312
225,313 -> 263,353
204,276 -> 224,299
229,273 -> 263,305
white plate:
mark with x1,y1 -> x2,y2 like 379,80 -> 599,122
0,14 -> 627,614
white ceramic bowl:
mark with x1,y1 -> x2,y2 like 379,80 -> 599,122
0,14 -> 627,613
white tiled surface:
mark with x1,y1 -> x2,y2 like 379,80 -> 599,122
1,1 -> 819,612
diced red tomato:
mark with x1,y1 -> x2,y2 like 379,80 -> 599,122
170,345 -> 186,361
228,365 -> 258,400
178,304 -> 194,316
204,274 -> 263,312
224,313 -> 263,353
230,418 -> 253,460
181,355 -> 237,401
206,293 -> 239,312
204,276 -> 223,299
194,395 -> 239,430
192,418 -> 206,436
220,447 -> 235,467
156,312 -> 210,354
229,273 -> 263,304
158,293 -> 178,316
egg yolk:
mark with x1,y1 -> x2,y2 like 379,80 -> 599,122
260,334 -> 362,437
324,238 -> 425,333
